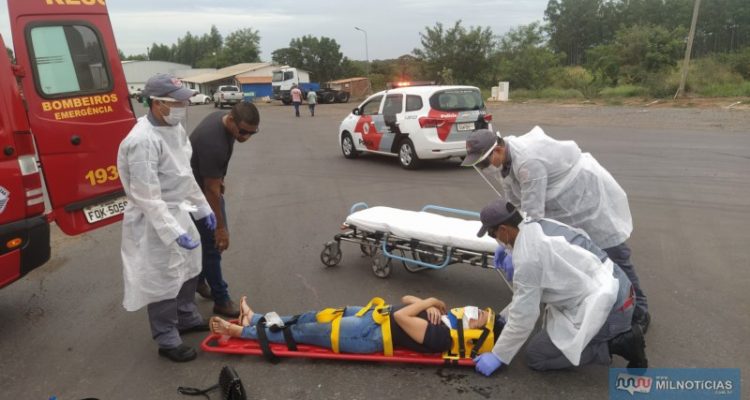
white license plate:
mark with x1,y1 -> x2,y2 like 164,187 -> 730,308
456,122 -> 475,131
83,196 -> 128,223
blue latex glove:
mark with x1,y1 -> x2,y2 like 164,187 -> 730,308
493,246 -> 507,267
202,212 -> 217,231
176,233 -> 200,249
494,246 -> 514,282
474,352 -> 503,376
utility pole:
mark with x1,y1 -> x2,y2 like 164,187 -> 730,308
675,0 -> 701,99
354,26 -> 371,93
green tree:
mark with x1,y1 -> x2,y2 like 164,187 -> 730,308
148,43 -> 173,61
412,20 -> 495,86
195,25 -> 224,67
219,28 -> 261,66
173,32 -> 200,65
6,47 -> 14,63
613,24 -> 686,83
545,0 -> 607,65
271,35 -> 346,82
497,23 -> 561,90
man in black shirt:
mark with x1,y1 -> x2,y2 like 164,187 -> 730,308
190,102 -> 260,317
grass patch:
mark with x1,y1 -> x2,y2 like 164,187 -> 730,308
599,85 -> 648,97
696,82 -> 750,97
510,88 -> 583,100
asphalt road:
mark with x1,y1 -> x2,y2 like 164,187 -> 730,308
1,100 -> 748,400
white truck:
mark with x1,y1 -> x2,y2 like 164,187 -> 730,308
272,67 -> 350,105
213,85 -> 244,108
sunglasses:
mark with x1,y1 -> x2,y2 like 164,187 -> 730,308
235,122 -> 259,137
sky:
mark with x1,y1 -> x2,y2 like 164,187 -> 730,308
0,0 -> 550,61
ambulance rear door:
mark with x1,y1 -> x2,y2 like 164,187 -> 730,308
8,0 -> 136,235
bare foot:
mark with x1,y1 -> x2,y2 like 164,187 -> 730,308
239,296 -> 254,327
209,316 -> 243,338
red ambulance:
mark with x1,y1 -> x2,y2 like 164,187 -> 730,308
0,0 -> 134,288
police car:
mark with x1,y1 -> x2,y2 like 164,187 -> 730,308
338,84 -> 492,169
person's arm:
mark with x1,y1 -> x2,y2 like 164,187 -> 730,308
490,248 -> 544,365
203,177 -> 228,251
121,140 -> 184,245
393,297 -> 446,344
517,159 -> 548,221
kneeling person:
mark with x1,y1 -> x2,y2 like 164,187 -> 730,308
211,295 -> 504,356
473,199 -> 647,376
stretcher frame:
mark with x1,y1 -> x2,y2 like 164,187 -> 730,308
201,334 -> 476,366
320,202 -> 512,290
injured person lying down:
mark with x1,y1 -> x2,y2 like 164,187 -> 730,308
210,294 -> 505,359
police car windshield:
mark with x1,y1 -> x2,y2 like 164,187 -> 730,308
429,89 -> 484,112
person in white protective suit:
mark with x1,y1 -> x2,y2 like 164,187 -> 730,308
472,199 -> 647,376
118,74 -> 217,363
461,128 -> 650,333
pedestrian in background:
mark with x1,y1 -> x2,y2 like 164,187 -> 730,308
117,73 -> 217,363
190,102 -> 260,318
290,84 -> 302,117
306,89 -> 317,117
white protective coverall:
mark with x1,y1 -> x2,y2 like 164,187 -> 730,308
117,116 -> 211,311
501,126 -> 632,249
492,220 -> 619,366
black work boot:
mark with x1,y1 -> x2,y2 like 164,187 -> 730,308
608,324 -> 648,368
158,344 -> 197,362
633,311 -> 651,335
213,299 -> 240,318
196,280 -> 212,300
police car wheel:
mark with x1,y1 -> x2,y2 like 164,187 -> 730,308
371,248 -> 392,278
398,139 -> 421,169
341,133 -> 359,159
320,241 -> 342,267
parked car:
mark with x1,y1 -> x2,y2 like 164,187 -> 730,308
213,85 -> 243,108
338,85 -> 493,169
189,93 -> 212,105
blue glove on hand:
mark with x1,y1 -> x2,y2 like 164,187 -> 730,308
474,352 -> 503,376
494,246 -> 514,282
202,212 -> 217,231
493,246 -> 507,267
176,233 -> 200,250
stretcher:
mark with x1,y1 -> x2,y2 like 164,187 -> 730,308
319,203 -> 511,289
201,334 -> 475,366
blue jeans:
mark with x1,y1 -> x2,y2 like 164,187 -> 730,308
292,101 -> 301,117
194,196 -> 230,304
308,103 -> 315,116
241,306 -> 384,354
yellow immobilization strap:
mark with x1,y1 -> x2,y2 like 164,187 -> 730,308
443,307 -> 495,360
354,297 -> 393,356
317,298 -> 394,356
316,307 -> 345,353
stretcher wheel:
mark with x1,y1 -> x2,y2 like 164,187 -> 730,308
320,241 -> 342,267
371,249 -> 392,278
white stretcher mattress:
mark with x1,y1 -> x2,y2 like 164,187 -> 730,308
345,206 -> 499,253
